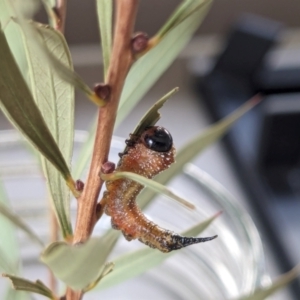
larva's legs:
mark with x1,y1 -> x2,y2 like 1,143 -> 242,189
96,196 -> 108,220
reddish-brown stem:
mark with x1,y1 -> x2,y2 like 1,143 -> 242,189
49,207 -> 59,293
66,1 -> 139,299
73,0 -> 138,244
55,0 -> 67,33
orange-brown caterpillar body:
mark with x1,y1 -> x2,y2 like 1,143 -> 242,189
102,126 -> 217,253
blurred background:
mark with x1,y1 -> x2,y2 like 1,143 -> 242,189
1,0 -> 300,299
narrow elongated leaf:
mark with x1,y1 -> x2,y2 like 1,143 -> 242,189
0,181 -> 30,299
139,96 -> 261,207
236,265 -> 300,300
156,0 -> 208,39
0,202 -> 44,247
95,213 -> 220,291
22,22 -> 74,238
101,171 -> 195,209
2,275 -> 55,299
96,0 -> 112,78
132,87 -> 178,139
40,0 -> 58,27
0,0 -> 28,80
84,262 -> 114,292
0,181 -> 19,274
73,0 -> 213,178
116,0 -> 212,125
121,87 -> 179,157
0,28 -> 73,185
73,121 -> 96,179
5,287 -> 30,300
0,248 -> 15,274
41,233 -> 117,290
13,18 -> 104,106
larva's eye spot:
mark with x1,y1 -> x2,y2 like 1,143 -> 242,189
141,126 -> 173,152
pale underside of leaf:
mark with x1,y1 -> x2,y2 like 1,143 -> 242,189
96,0 -> 112,78
41,232 -> 118,290
13,18 -> 102,106
94,213 -> 219,291
22,22 -> 74,238
0,0 -> 28,81
0,28 -> 72,183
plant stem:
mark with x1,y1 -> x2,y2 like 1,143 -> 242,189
49,206 -> 59,293
73,0 -> 138,244
66,1 -> 138,299
55,0 -> 68,32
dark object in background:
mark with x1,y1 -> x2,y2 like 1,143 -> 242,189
193,14 -> 300,300
258,94 -> 300,192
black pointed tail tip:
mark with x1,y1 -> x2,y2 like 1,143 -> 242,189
168,234 -> 218,251
198,234 -> 218,243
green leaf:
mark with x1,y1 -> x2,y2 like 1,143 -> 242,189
236,265 -> 300,300
41,233 -> 117,290
101,171 -> 195,209
139,96 -> 261,208
96,0 -> 113,78
0,181 -> 30,299
131,87 -> 178,140
0,248 -> 15,274
0,202 -> 44,247
0,181 -> 20,274
40,0 -> 58,27
2,275 -> 55,299
0,27 -> 73,186
13,18 -> 104,107
116,0 -> 212,126
22,22 -> 74,238
94,213 -> 219,291
120,87 -> 179,160
0,0 -> 28,80
5,287 -> 30,300
73,120 -> 96,179
84,262 -> 114,292
156,0 -> 209,39
123,88 -> 179,157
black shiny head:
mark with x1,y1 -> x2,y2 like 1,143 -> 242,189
141,126 -> 173,152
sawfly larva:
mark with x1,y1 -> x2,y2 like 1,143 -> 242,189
101,126 -> 217,253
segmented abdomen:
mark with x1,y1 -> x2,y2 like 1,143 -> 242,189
102,131 -> 217,252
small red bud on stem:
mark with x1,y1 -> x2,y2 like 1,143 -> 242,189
75,180 -> 84,192
131,32 -> 149,53
101,161 -> 116,174
94,83 -> 111,100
